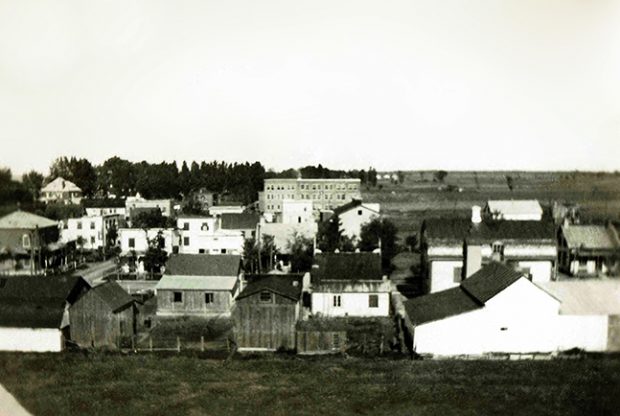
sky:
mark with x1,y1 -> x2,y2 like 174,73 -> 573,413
0,0 -> 619,175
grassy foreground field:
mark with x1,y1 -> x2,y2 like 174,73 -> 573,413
1,353 -> 620,416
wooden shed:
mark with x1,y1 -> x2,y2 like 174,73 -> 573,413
295,318 -> 347,355
233,274 -> 303,351
70,280 -> 136,349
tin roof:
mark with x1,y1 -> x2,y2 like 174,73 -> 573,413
0,210 -> 59,229
237,274 -> 303,301
156,275 -> 238,291
562,225 -> 619,250
312,252 -> 383,282
41,177 -> 82,193
486,200 -> 542,218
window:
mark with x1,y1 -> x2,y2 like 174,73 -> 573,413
22,234 -> 31,249
199,249 -> 205,254
90,236 -> 95,245
128,238 -> 135,248
77,221 -> 82,230
205,292 -> 214,304
298,216 -> 302,224
183,222 -> 189,230
358,210 -> 363,216
221,249 -> 227,254
201,223 -> 209,231
453,266 -> 463,283
369,294 -> 378,308
260,291 -> 273,303
333,295 -> 342,307
90,222 -> 95,230
183,237 -> 190,246
173,292 -> 183,303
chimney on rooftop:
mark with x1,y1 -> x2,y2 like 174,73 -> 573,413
471,205 -> 482,224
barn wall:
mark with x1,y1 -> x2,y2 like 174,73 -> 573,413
233,294 -> 298,350
157,289 -> 231,316
70,291 -> 121,348
0,328 -> 63,352
311,292 -> 390,317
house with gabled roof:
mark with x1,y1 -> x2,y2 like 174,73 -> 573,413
484,200 -> 543,221
0,210 -> 70,275
402,263 -> 561,356
40,177 -> 83,205
69,280 -> 137,349
155,254 -> 242,317
219,213 -> 260,240
233,274 -> 305,351
557,223 -> 620,277
0,275 -> 89,352
421,206 -> 557,293
310,252 -> 390,317
400,263 -> 618,356
322,199 -> 381,242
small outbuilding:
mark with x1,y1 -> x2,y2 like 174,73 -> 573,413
233,274 -> 304,351
70,280 -> 137,349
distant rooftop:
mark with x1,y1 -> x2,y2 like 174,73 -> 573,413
0,210 -> 59,229
562,224 -> 620,250
165,254 -> 241,277
41,177 -> 82,193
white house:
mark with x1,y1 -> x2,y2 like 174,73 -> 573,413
484,200 -> 543,221
401,263 -> 617,357
326,199 -> 380,241
281,200 -> 314,225
40,177 -> 83,205
421,206 -> 557,294
257,220 -> 318,254
310,252 -> 390,317
85,204 -> 127,219
177,215 -> 244,255
118,228 -> 179,256
60,214 -> 123,251
0,275 -> 88,352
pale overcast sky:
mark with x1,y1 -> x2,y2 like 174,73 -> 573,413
0,0 -> 619,175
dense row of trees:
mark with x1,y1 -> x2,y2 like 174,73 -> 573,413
1,157 -> 383,211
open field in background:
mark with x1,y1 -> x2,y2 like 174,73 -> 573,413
364,171 -> 620,240
1,353 -> 620,416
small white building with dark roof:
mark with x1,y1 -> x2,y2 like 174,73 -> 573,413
557,223 -> 620,277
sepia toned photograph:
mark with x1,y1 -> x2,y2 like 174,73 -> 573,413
0,0 -> 619,415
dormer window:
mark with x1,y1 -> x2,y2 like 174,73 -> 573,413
492,242 -> 505,261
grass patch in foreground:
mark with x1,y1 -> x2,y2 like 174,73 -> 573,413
1,353 -> 620,416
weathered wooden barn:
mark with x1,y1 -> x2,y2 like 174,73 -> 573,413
70,280 -> 137,349
156,254 -> 242,317
295,319 -> 347,354
0,275 -> 88,352
233,274 -> 303,351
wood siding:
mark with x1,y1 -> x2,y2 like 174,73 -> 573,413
70,291 -> 135,349
157,289 -> 232,316
296,330 -> 347,353
233,293 -> 299,350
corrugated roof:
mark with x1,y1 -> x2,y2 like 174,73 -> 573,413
156,275 -> 238,291
165,254 -> 241,277
0,275 -> 87,328
41,177 -> 82,193
312,252 -> 383,283
0,210 -> 59,229
403,287 -> 482,325
90,281 -> 135,312
220,213 -> 260,230
562,225 -> 619,250
237,274 -> 303,301
486,200 -> 542,217
537,281 -> 620,315
460,262 -> 525,303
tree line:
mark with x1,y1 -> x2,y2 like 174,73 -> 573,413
0,157 -> 381,211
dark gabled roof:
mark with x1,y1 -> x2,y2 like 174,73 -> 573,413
90,281 -> 135,312
424,218 -> 555,243
562,225 -> 620,250
468,220 -> 555,242
331,199 -> 367,216
0,275 -> 88,328
237,274 -> 303,301
83,198 -> 126,208
460,262 -> 524,303
220,213 -> 260,230
423,218 -> 471,241
165,254 -> 241,277
312,252 -> 383,282
403,287 -> 482,325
